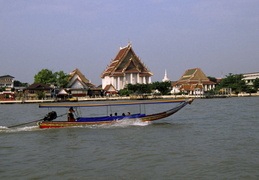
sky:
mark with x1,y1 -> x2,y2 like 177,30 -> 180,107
1,0 -> 259,86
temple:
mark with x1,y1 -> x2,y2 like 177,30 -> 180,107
172,68 -> 216,95
67,68 -> 95,97
101,43 -> 153,90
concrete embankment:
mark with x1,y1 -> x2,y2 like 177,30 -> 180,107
0,93 -> 258,104
0,97 -> 130,104
0,99 -> 55,104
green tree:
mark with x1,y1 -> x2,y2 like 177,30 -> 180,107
207,76 -> 217,83
54,71 -> 70,88
34,69 -> 69,88
135,83 -> 152,94
126,83 -> 152,94
34,69 -> 56,85
253,78 -> 259,91
126,83 -> 137,92
118,89 -> 134,96
14,80 -> 29,87
216,73 -> 247,94
152,81 -> 171,95
121,81 -> 171,95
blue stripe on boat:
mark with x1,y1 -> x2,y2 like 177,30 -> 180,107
76,114 -> 146,122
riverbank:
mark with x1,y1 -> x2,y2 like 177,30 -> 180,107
0,93 -> 258,104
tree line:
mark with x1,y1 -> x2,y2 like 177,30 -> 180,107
118,81 -> 172,96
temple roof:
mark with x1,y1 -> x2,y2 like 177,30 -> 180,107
176,68 -> 216,85
101,43 -> 153,78
103,84 -> 117,93
68,68 -> 95,88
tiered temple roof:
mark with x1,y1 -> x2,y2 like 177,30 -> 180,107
101,44 -> 153,78
174,68 -> 216,92
176,68 -> 215,85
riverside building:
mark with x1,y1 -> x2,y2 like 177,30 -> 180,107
101,43 -> 153,91
172,68 -> 216,95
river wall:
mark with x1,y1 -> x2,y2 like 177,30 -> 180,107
0,93 -> 258,104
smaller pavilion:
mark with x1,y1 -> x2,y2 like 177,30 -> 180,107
67,68 -> 95,97
172,68 -> 216,95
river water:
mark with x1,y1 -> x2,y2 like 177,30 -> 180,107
0,97 -> 259,180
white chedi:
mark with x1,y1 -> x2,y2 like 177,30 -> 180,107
162,69 -> 170,82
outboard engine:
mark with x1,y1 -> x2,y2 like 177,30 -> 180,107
43,111 -> 57,121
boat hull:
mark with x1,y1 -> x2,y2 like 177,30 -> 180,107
38,114 -> 146,128
37,98 -> 193,128
38,120 -> 118,128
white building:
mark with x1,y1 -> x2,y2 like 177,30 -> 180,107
0,75 -> 14,88
101,43 -> 153,91
242,72 -> 259,86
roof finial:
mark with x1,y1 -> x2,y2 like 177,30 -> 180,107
128,40 -> 132,46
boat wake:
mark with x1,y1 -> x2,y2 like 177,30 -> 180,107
0,125 -> 40,133
0,126 -> 8,130
80,118 -> 151,129
1,118 -> 150,132
112,118 -> 150,127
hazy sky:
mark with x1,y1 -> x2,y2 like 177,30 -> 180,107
1,0 -> 259,85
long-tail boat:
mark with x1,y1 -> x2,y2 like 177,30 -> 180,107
37,98 -> 194,128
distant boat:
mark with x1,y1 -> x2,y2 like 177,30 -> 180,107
37,98 -> 194,128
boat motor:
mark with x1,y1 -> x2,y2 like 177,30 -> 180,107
43,111 -> 57,121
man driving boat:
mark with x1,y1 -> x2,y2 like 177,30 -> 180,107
68,107 -> 76,122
